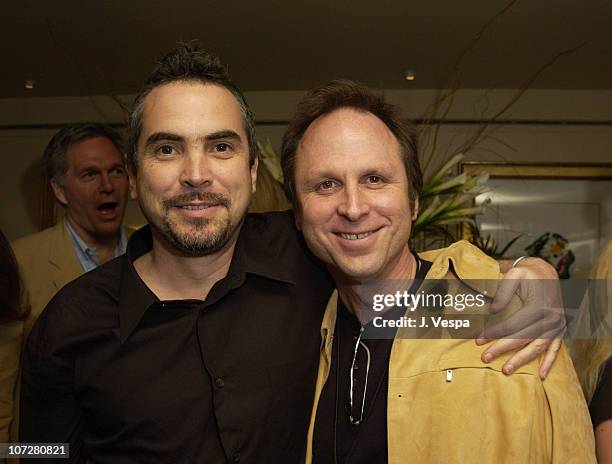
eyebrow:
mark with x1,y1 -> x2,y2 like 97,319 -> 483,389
203,130 -> 242,143
79,163 -> 125,173
144,130 -> 242,149
144,132 -> 184,149
303,170 -> 337,181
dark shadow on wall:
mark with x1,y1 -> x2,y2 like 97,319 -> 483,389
19,157 -> 56,232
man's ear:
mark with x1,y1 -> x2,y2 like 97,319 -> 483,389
411,197 -> 419,221
50,178 -> 67,206
250,157 -> 258,194
127,166 -> 138,200
294,205 -> 302,231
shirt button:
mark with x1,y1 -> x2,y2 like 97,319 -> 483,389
215,377 -> 225,388
232,452 -> 240,462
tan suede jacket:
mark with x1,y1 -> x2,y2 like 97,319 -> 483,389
306,241 -> 596,463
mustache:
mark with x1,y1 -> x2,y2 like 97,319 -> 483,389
163,191 -> 231,209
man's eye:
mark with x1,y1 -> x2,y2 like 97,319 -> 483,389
318,180 -> 337,191
214,143 -> 231,152
83,171 -> 96,179
110,168 -> 126,177
367,175 -> 382,184
157,145 -> 176,155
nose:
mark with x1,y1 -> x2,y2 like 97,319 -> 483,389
179,151 -> 213,188
337,184 -> 369,221
98,172 -> 115,193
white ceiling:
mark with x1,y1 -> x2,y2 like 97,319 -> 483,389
3,0 -> 611,98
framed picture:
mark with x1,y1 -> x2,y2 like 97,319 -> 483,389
461,163 -> 612,279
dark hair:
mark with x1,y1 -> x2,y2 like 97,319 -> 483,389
43,123 -> 125,184
127,42 -> 258,173
0,229 -> 30,323
281,79 -> 422,210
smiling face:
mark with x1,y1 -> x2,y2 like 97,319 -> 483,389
131,81 -> 257,256
52,136 -> 128,244
294,108 -> 417,281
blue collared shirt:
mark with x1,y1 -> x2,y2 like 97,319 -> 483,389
66,221 -> 128,273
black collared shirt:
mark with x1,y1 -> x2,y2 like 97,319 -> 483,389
20,212 -> 333,464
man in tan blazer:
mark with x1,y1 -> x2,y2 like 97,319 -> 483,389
7,123 -> 131,443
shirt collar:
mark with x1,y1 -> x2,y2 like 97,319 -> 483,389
116,227 -> 128,255
232,215 -> 296,285
66,220 -> 127,273
118,226 -> 157,343
118,218 -> 295,344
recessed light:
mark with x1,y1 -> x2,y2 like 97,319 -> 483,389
24,79 -> 35,90
404,70 -> 416,81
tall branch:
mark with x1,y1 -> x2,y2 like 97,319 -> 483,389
455,42 -> 586,156
420,0 -> 519,174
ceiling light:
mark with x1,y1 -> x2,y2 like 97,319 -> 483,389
404,70 -> 416,81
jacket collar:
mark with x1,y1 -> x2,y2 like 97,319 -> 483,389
419,240 -> 501,296
47,218 -> 84,290
319,240 -> 502,344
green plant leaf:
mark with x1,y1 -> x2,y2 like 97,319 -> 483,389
426,153 -> 465,187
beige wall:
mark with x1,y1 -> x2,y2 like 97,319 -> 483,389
1,89 -> 611,241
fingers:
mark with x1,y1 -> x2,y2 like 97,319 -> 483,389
479,302 -> 564,341
491,268 -> 523,314
478,259 -> 566,376
499,338 -> 551,374
479,337 -> 553,374
484,313 -> 565,345
493,260 -> 563,316
538,338 -> 562,379
480,337 -> 531,368
479,328 -> 563,374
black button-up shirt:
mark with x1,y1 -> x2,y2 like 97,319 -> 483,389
20,212 -> 333,464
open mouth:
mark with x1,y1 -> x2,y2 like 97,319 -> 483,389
97,201 -> 118,213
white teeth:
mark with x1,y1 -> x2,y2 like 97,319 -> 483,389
339,231 -> 373,240
180,205 -> 210,210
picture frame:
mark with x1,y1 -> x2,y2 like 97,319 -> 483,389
460,163 -> 612,279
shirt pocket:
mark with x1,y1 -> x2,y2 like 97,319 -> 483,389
387,363 -> 550,464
